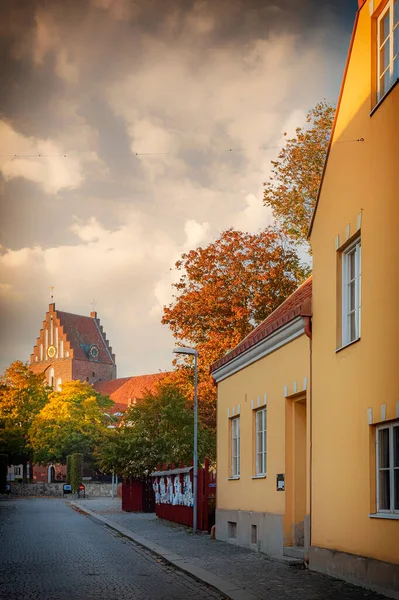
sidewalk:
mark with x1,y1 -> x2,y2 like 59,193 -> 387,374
70,497 -> 387,600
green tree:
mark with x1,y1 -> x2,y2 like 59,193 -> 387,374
96,384 -> 214,479
162,227 -> 310,428
30,381 -> 113,464
263,100 -> 335,243
0,361 -> 50,470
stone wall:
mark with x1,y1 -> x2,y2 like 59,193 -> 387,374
9,482 -> 114,497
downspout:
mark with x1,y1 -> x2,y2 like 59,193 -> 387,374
302,309 -> 312,565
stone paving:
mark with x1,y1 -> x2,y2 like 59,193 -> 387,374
73,497 -> 388,600
0,498 -> 224,600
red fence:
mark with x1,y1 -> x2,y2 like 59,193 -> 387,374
122,477 -> 155,513
151,459 -> 216,532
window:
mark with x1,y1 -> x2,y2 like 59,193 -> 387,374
55,378 -> 62,391
377,0 -> 399,100
255,408 -> 267,476
49,368 -> 54,388
342,237 -> 361,346
376,422 -> 399,513
14,466 -> 22,476
231,417 -> 240,478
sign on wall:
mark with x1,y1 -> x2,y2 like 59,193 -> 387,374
276,473 -> 285,491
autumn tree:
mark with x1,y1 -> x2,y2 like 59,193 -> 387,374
263,100 -> 335,243
0,361 -> 50,471
96,384 -> 214,478
30,381 -> 113,464
162,228 -> 310,428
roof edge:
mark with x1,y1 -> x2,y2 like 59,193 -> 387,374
308,9 -> 360,237
212,316 -> 305,383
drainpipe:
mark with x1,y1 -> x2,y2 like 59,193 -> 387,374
301,307 -> 312,565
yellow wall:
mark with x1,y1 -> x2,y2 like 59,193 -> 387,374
216,334 -> 310,536
310,1 -> 399,564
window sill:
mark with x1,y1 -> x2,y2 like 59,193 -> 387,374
228,476 -> 240,481
336,337 -> 360,353
369,513 -> 399,520
252,475 -> 266,479
370,78 -> 399,117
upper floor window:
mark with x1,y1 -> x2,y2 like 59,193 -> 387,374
255,408 -> 267,476
377,0 -> 399,100
231,417 -> 240,478
342,236 -> 361,346
376,422 -> 399,514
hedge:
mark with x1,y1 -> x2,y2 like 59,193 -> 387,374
66,453 -> 83,493
0,454 -> 8,493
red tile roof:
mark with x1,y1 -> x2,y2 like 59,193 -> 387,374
57,310 -> 114,365
94,373 -> 168,412
210,277 -> 312,373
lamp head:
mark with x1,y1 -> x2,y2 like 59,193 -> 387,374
173,346 -> 198,357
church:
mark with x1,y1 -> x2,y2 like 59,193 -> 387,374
30,302 -> 117,388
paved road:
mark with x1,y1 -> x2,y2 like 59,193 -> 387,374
0,498 -> 224,600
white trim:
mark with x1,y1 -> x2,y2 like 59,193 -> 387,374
377,0 -> 399,101
293,381 -> 297,394
227,408 -> 230,418
396,401 -> 399,419
368,408 -> 373,425
237,404 -> 241,415
345,224 -> 351,240
357,212 -> 362,230
212,317 -> 305,382
284,386 -> 288,398
263,393 -> 267,406
381,404 -> 387,421
369,513 -> 399,520
257,396 -> 260,407
232,406 -> 235,416
376,421 -> 399,515
231,416 -> 240,478
369,0 -> 374,16
251,400 -> 254,410
252,475 -> 266,480
335,235 -> 340,250
255,407 -> 267,477
303,377 -> 308,391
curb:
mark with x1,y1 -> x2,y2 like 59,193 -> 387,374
69,501 -> 259,600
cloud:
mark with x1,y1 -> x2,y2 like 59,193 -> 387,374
0,0 -> 356,375
0,121 -> 83,194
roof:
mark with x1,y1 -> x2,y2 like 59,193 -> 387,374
210,277 -> 312,374
94,372 -> 167,412
56,310 -> 114,365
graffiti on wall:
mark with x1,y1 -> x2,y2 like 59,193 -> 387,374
152,471 -> 193,506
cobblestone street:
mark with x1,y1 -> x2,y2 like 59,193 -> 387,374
72,498 -> 388,600
0,498 -> 224,600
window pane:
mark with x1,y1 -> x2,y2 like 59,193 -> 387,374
380,41 -> 390,73
350,312 -> 357,341
378,428 -> 390,468
349,281 -> 356,310
395,470 -> 399,510
379,470 -> 391,510
394,426 -> 399,468
349,250 -> 356,279
380,11 -> 390,43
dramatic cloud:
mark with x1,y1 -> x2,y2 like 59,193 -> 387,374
0,0 -> 356,376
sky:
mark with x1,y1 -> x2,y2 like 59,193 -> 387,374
0,0 -> 357,378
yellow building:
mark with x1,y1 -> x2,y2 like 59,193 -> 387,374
309,0 -> 399,596
211,278 -> 312,559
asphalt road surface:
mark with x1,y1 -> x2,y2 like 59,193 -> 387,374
0,498 -> 224,600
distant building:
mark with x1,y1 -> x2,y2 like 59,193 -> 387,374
30,302 -> 116,388
94,373 -> 167,414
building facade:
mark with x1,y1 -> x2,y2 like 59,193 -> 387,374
308,0 -> 399,594
211,279 -> 312,559
30,303 -> 116,388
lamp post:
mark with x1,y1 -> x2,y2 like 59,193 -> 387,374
173,346 -> 198,534
104,413 -> 118,498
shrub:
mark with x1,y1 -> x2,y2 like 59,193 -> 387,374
67,453 -> 83,493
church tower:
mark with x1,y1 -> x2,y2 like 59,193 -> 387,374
30,303 -> 117,389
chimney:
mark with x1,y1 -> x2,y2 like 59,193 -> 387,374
90,311 -> 97,318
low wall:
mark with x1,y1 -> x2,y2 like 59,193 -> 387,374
9,482 -> 114,497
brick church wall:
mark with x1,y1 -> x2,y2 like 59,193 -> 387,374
73,358 -> 115,385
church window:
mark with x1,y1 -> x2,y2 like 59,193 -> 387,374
60,340 -> 64,358
49,368 -> 54,388
40,344 -> 43,361
55,378 -> 62,391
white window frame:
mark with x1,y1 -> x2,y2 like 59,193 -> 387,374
231,417 -> 240,478
342,236 -> 361,347
255,408 -> 267,476
377,0 -> 399,101
376,421 -> 399,514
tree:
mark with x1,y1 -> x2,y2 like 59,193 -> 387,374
162,228 -> 310,428
0,361 -> 50,469
96,384 -> 215,479
263,100 -> 335,243
29,381 -> 113,464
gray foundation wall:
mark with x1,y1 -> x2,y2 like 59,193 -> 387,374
8,482 -> 115,497
216,508 -> 284,556
309,546 -> 399,600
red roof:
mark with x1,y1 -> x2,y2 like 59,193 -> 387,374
94,373 -> 168,412
57,310 -> 114,365
210,277 -> 312,373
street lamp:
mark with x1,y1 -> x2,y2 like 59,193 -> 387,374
173,346 -> 198,534
104,413 -> 118,497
